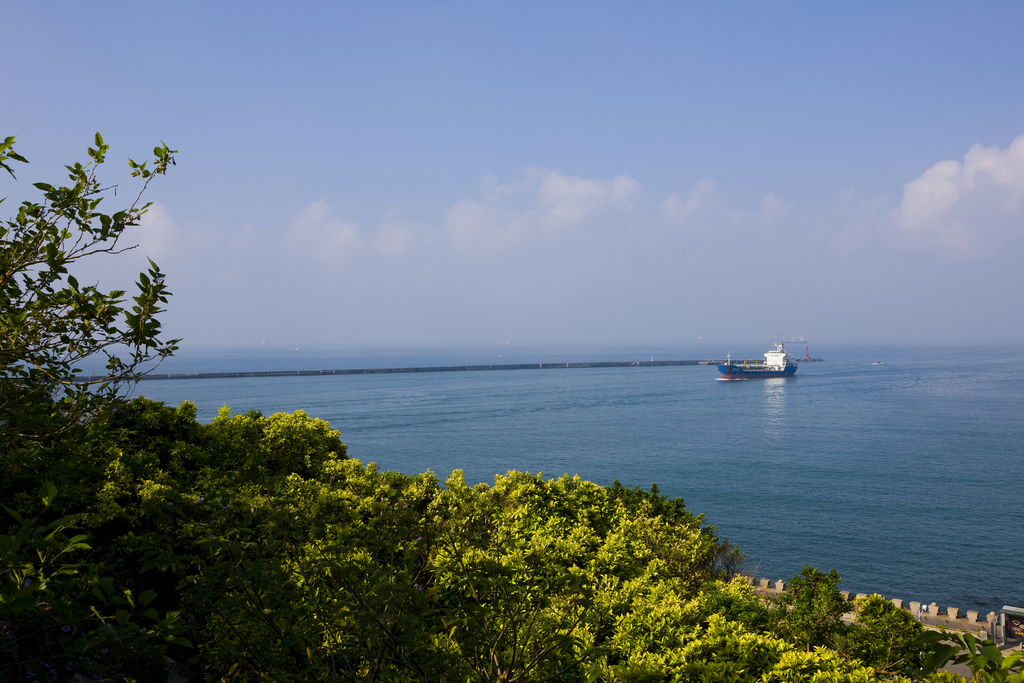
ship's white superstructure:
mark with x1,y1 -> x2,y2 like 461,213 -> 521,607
763,341 -> 793,369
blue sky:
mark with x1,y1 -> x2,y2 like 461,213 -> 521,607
3,2 -> 1023,347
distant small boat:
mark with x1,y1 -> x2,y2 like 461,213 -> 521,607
872,361 -> 883,365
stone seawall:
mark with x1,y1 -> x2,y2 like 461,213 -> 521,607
745,576 -> 1018,643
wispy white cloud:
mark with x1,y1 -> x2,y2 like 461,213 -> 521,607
372,211 -> 427,257
661,179 -> 790,238
537,172 -> 638,230
137,204 -> 263,263
286,200 -> 362,264
445,169 -> 640,255
658,139 -> 1024,261
890,135 -> 1024,253
759,192 -> 791,222
136,202 -> 181,259
661,178 -> 718,221
444,200 -> 532,256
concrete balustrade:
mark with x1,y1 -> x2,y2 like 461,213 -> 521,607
745,577 -> 1019,641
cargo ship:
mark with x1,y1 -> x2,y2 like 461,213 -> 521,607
718,341 -> 798,380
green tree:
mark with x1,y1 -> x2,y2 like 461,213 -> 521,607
0,133 -> 178,456
846,593 -> 930,678
0,134 -> 182,681
771,566 -> 851,651
430,471 -> 604,682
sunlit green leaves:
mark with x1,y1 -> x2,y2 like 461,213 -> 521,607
916,629 -> 1024,683
0,135 -> 28,178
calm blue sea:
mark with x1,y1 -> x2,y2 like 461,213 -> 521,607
125,344 -> 1023,611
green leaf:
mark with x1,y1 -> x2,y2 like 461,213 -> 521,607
1,504 -> 25,525
930,643 -> 961,671
39,481 -> 58,507
981,643 -> 1004,662
913,630 -> 947,646
1003,651 -> 1024,669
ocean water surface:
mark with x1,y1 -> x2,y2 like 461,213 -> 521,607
126,344 -> 1023,611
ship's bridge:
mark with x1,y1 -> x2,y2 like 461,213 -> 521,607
764,342 -> 793,369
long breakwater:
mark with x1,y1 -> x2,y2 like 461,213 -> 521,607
80,359 -> 734,382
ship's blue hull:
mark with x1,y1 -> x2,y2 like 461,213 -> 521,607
718,364 -> 797,380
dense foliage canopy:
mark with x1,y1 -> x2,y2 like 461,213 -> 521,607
6,394 -> 1002,682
